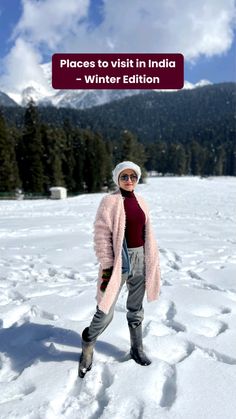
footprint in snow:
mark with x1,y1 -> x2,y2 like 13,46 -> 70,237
191,305 -> 231,318
59,364 -> 114,419
190,319 -> 228,338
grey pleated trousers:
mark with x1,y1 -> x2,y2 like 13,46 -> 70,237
86,246 -> 145,342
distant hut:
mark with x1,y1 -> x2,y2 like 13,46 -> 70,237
49,187 -> 67,199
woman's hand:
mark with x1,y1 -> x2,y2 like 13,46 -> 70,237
100,267 -> 113,292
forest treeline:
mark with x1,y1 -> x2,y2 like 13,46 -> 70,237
1,102 -> 148,194
0,82 -> 236,194
1,82 -> 235,146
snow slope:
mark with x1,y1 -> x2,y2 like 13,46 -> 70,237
0,177 -> 236,419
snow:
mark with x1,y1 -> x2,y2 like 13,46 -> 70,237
0,176 -> 236,419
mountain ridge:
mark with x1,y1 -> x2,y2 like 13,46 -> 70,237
1,82 -> 235,147
1,61 -> 212,110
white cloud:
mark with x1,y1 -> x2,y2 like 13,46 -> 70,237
93,0 -> 236,59
0,0 -> 235,95
0,0 -> 90,93
0,38 -> 49,94
9,0 -> 236,58
14,0 -> 90,49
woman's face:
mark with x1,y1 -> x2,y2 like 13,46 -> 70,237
118,169 -> 138,192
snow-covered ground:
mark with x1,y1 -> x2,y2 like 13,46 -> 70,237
0,177 -> 236,419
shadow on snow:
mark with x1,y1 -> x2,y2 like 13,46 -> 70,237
0,321 -> 127,374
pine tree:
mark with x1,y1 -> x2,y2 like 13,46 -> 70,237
61,120 -> 76,192
83,130 -> 112,192
120,131 -> 145,162
204,144 -> 216,176
166,143 -> 179,174
18,101 -> 44,193
94,131 -> 112,190
145,142 -> 167,174
117,130 -> 147,180
175,144 -> 187,175
188,140 -> 205,175
41,125 -> 65,191
104,141 -> 113,189
0,112 -> 20,192
222,142 -> 236,176
214,145 -> 226,175
71,128 -> 86,192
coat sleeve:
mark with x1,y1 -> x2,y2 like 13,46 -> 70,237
93,197 -> 114,269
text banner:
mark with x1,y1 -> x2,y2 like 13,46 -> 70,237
52,53 -> 184,90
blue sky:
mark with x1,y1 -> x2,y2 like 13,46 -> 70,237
0,0 -> 235,96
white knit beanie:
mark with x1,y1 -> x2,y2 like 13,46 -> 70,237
112,161 -> 141,186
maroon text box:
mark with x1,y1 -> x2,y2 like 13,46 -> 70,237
52,53 -> 184,90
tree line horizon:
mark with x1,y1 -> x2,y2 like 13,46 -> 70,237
0,94 -> 235,195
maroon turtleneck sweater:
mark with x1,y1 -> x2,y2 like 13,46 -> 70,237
120,188 -> 145,248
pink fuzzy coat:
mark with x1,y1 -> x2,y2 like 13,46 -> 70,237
94,189 -> 161,314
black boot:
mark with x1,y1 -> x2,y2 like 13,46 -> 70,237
129,323 -> 151,366
78,327 -> 95,378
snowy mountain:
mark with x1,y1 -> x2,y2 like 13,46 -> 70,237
50,88 -> 144,109
0,91 -> 19,107
4,85 -> 144,110
21,85 -> 53,107
4,62 -> 147,109
2,62 -> 212,110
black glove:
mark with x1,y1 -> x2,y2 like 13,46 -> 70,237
100,267 -> 113,292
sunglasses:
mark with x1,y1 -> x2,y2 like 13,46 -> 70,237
119,174 -> 138,182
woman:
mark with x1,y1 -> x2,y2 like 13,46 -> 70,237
79,161 -> 161,378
